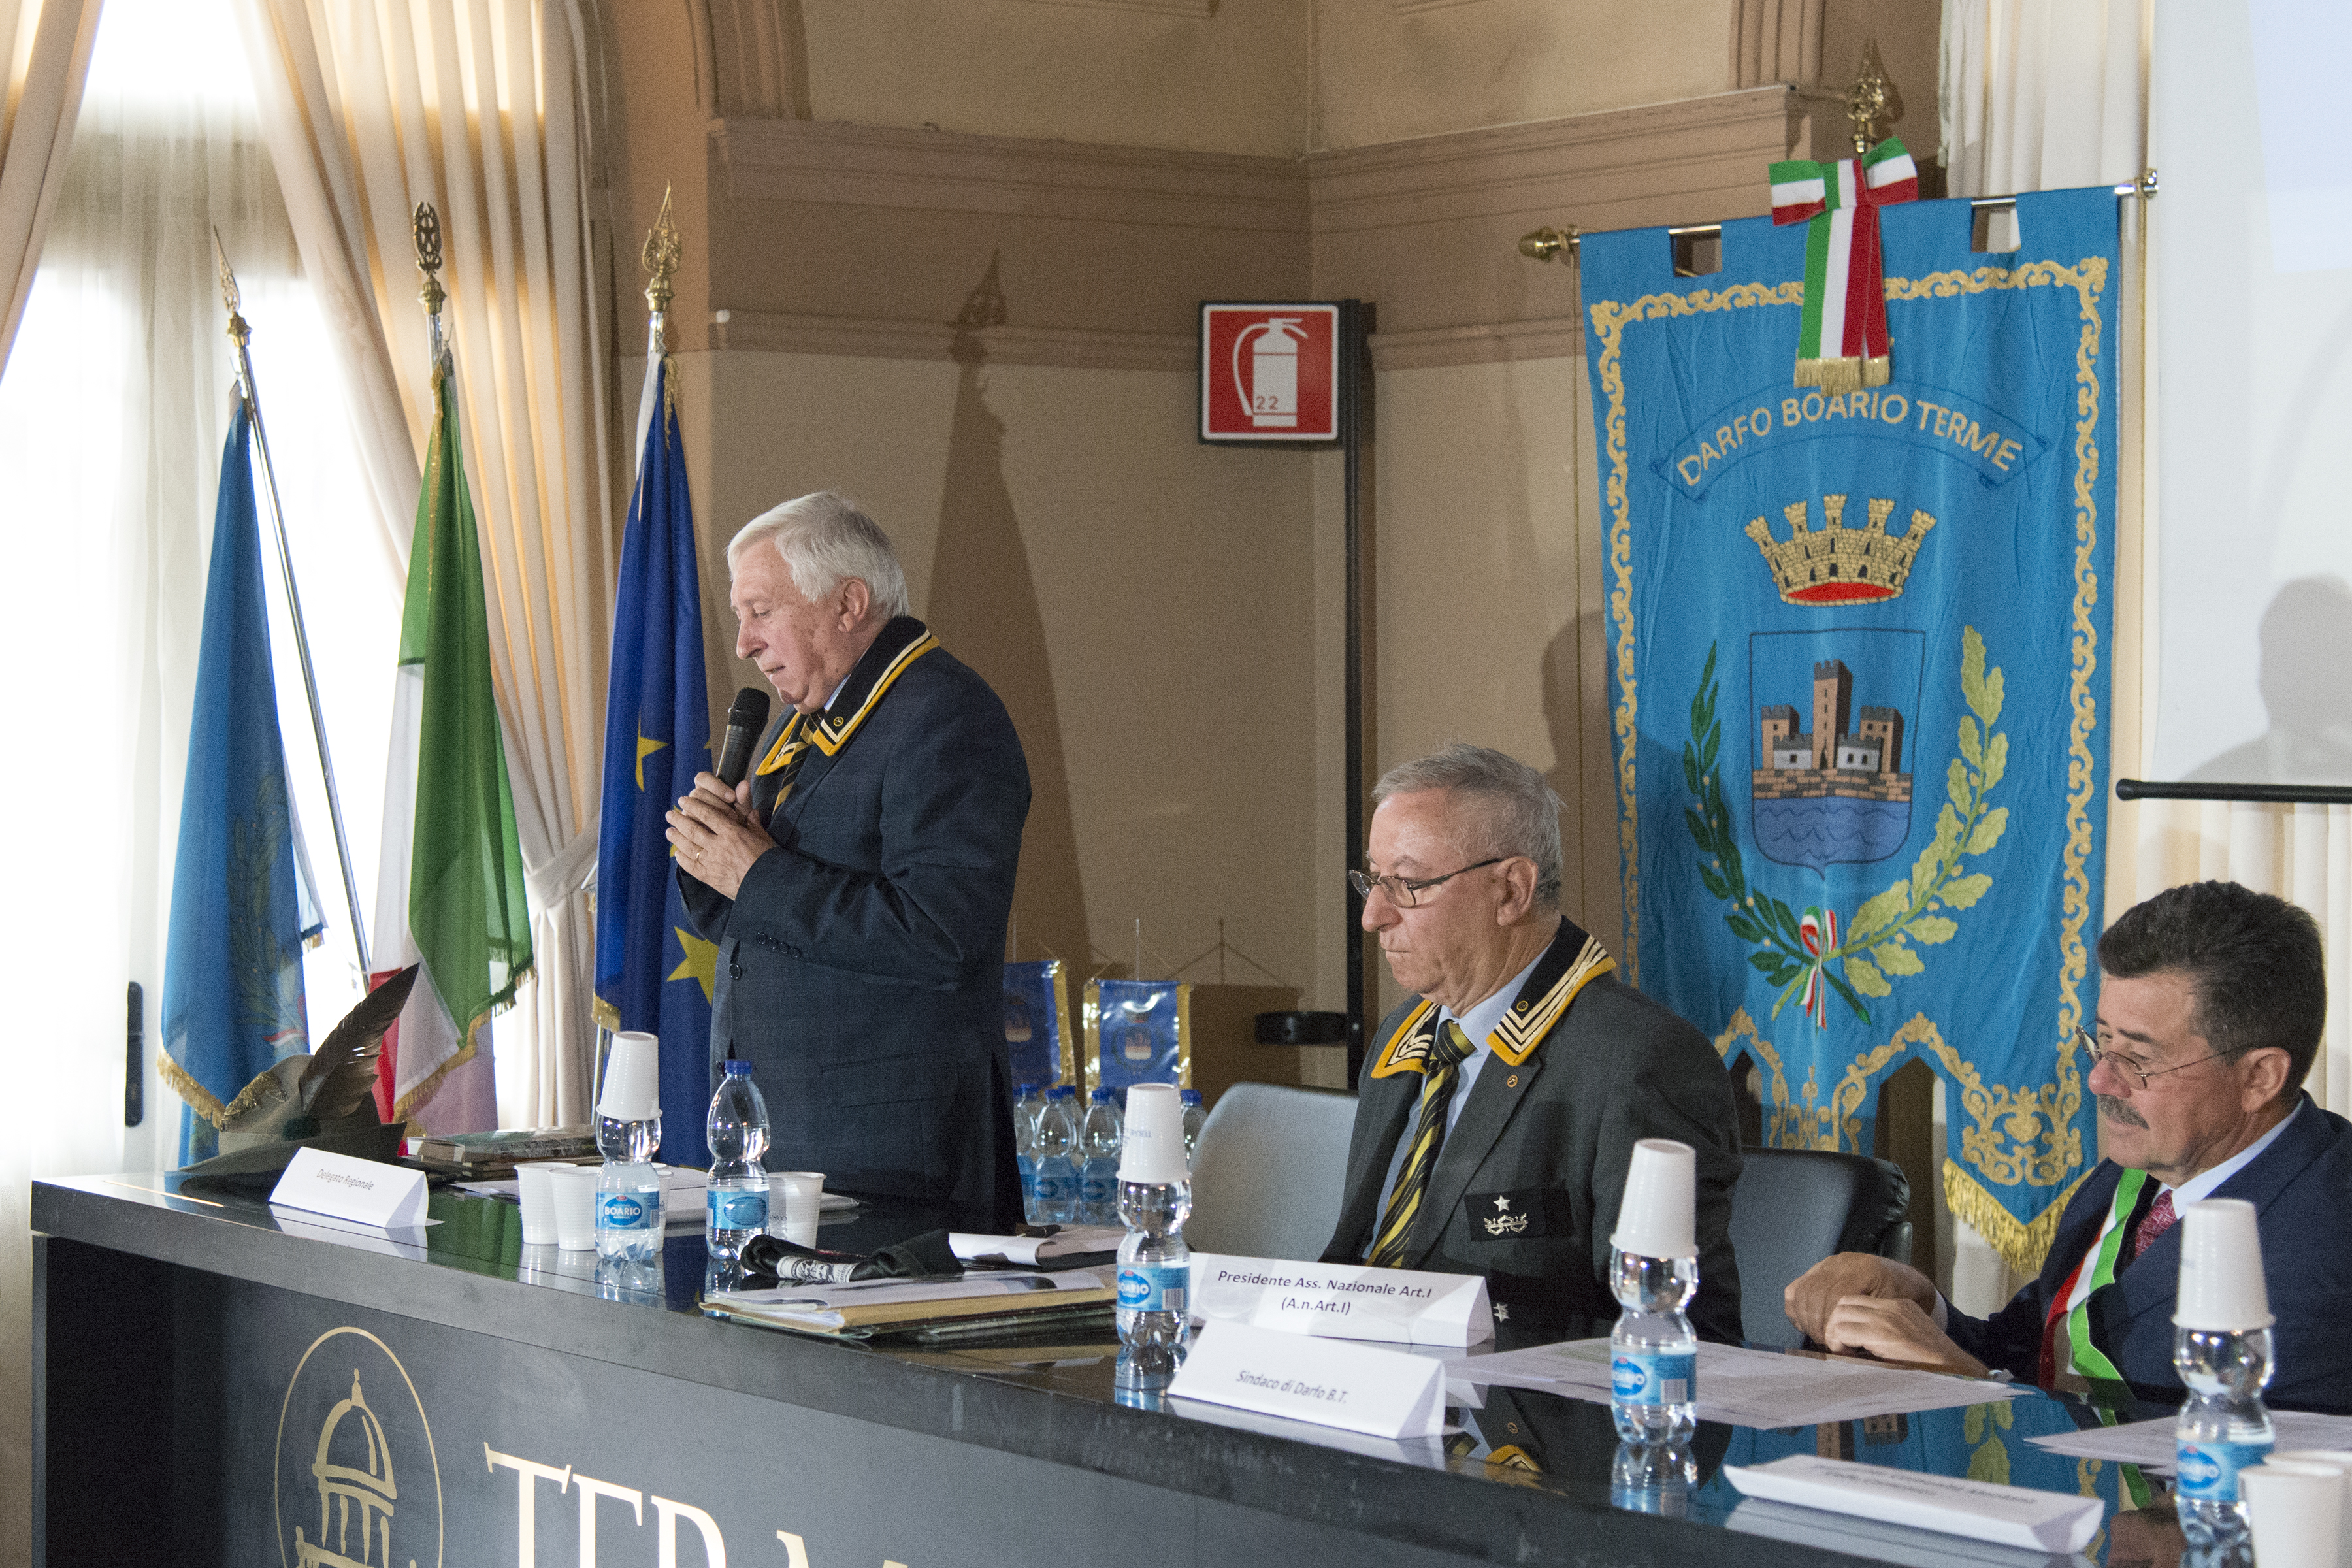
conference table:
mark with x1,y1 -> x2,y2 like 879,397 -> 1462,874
31,1171 -> 2194,1567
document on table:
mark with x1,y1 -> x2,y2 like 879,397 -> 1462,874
1443,1339 -> 2020,1426
2025,1410 -> 2352,1474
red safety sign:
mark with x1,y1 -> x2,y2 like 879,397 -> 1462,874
1200,303 -> 1341,442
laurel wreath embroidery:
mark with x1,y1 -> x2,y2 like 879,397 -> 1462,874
1684,626 -> 2011,1021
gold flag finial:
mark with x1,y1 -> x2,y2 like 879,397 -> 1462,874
1848,40 -> 1899,157
212,227 -> 250,348
413,201 -> 446,318
1518,225 -> 1578,264
642,183 -> 681,318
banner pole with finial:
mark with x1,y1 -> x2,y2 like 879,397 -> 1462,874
213,229 -> 372,975
414,201 -> 447,367
636,184 -> 681,448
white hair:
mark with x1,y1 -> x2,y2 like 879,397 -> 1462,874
725,490 -> 910,621
1372,743 -> 1565,907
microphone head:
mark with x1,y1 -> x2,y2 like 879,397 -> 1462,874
727,687 -> 771,730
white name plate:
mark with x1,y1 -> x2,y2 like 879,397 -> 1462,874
269,1146 -> 429,1230
1188,1254 -> 1494,1347
1168,1320 -> 1446,1441
1723,1456 -> 2104,1554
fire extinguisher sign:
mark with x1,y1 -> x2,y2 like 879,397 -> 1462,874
1200,302 -> 1341,443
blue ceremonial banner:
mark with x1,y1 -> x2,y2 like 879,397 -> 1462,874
1083,981 -> 1192,1096
1580,186 -> 2119,1273
595,354 -> 715,1167
162,402 -> 322,1163
1004,959 -> 1077,1092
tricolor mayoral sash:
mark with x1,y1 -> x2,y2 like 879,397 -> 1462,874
1580,186 -> 2119,1275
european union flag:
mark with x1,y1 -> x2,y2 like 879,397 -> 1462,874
161,402 -> 323,1163
595,353 -> 715,1166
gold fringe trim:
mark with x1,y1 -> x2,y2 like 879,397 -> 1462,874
1791,355 -> 1893,394
158,1051 -> 231,1129
391,960 -> 533,1125
1942,1158 -> 2087,1279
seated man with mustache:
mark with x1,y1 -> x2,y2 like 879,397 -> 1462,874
1784,880 -> 2352,1412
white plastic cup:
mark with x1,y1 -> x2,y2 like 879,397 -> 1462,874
2244,1464 -> 2344,1568
551,1165 -> 602,1251
2173,1198 -> 2274,1330
774,1171 -> 825,1247
598,1030 -> 661,1120
2262,1457 -> 2352,1568
1610,1138 -> 1698,1259
516,1162 -> 570,1246
1119,1083 -> 1188,1184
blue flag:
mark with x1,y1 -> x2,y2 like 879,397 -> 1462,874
1579,187 -> 2119,1277
161,402 -> 321,1163
595,354 -> 715,1166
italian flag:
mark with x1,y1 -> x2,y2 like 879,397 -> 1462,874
369,353 -> 533,1128
1769,137 -> 1919,393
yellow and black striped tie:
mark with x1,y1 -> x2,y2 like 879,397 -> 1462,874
1366,1020 -> 1477,1268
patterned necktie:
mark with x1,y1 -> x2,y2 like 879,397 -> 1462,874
2129,1188 -> 2178,1265
1367,1020 -> 1478,1268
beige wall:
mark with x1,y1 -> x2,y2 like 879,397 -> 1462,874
1313,0 -> 1742,151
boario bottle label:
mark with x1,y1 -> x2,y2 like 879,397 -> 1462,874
707,1189 -> 768,1230
2174,1439 -> 2272,1503
1610,1351 -> 1696,1406
598,1192 -> 658,1231
1117,1262 -> 1188,1314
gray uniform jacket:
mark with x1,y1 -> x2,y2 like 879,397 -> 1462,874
1322,918 -> 1744,1341
680,617 -> 1030,1229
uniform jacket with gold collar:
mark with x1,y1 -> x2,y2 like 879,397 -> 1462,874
1322,917 -> 1744,1341
680,615 -> 1030,1228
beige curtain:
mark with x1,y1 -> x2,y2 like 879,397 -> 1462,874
0,0 -> 101,372
234,0 -> 614,1128
1938,0 -> 2148,197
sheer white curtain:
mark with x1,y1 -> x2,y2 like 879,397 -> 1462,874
1938,0 -> 2149,197
235,0 -> 613,1129
0,0 -> 391,1544
0,0 -> 102,369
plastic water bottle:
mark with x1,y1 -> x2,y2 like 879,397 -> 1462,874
1115,1083 -> 1192,1388
1013,1083 -> 1044,1222
595,1107 -> 664,1266
1610,1441 -> 1697,1518
1609,1249 -> 1698,1442
2173,1325 -> 2274,1544
1034,1086 -> 1081,1224
1179,1089 -> 1205,1159
704,1060 -> 771,1266
1079,1088 -> 1123,1225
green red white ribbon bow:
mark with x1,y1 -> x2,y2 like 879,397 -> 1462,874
1769,137 -> 1918,393
1796,906 -> 1840,1028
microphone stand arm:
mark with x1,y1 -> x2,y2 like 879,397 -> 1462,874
214,232 -> 372,975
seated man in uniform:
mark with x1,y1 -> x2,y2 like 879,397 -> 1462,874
1323,743 -> 1744,1339
1786,881 -> 2352,1411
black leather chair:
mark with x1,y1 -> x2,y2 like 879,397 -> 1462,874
1728,1147 -> 1912,1348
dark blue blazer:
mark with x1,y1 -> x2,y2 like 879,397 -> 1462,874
681,617 -> 1030,1229
1946,1095 -> 2352,1413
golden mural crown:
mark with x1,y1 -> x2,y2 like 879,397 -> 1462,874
1744,493 -> 1936,605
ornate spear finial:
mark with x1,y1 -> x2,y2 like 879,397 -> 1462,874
642,182 -> 681,319
413,201 -> 446,318
1848,40 -> 1899,157
212,227 -> 249,349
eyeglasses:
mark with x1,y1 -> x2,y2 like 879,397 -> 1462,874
1348,857 -> 1506,908
2074,1026 -> 2240,1092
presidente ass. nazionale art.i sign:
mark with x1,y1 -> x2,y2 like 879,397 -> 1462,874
1579,184 -> 2119,1274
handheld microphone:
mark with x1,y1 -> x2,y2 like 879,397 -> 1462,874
715,687 -> 772,787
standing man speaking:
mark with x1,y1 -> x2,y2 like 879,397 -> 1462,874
668,491 -> 1030,1227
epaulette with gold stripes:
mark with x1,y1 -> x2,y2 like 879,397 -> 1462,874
1366,936 -> 1615,1077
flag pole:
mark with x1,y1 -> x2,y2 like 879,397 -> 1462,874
212,231 -> 372,976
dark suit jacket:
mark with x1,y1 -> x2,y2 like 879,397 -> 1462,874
1946,1094 -> 2352,1413
680,617 -> 1029,1228
1321,919 -> 1744,1341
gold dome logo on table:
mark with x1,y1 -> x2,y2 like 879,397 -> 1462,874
275,1328 -> 444,1568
